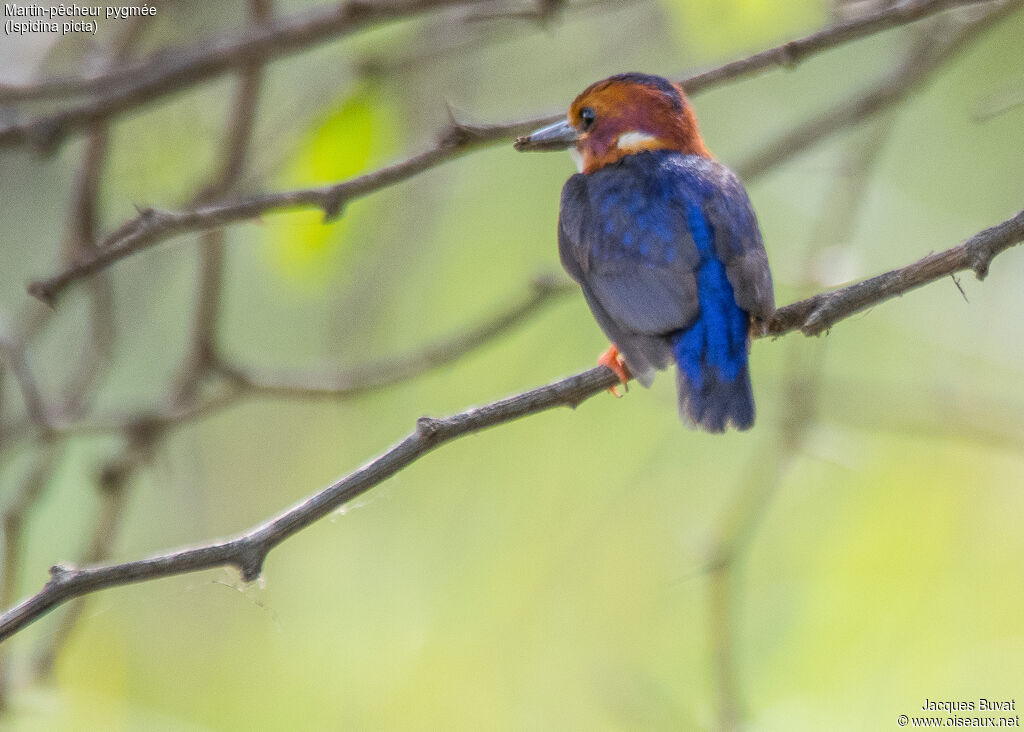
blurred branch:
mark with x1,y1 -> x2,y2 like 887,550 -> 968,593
0,446 -> 62,709
26,116 -> 541,305
707,348 -> 821,731
708,115 -> 897,731
215,275 -> 573,398
0,0 -> 492,151
25,0 -> 1007,305
681,0 -> 999,94
0,328 -> 52,434
53,275 -> 571,437
358,0 -> 641,77
175,0 -> 273,402
3,209 -> 1023,642
0,21 -> 147,695
33,470 -> 130,677
56,19 -> 149,416
737,0 -> 1022,181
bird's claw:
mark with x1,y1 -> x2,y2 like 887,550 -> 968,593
597,345 -> 631,397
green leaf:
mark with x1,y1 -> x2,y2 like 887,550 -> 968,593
264,84 -> 397,289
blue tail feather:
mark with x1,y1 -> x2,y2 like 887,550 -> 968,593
670,199 -> 757,431
670,255 -> 754,432
671,320 -> 754,431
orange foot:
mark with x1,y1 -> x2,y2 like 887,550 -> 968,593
597,344 -> 631,398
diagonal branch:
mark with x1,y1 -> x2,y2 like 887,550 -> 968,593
53,275 -> 572,437
215,275 -> 573,398
737,0 -> 1022,181
25,0 -> 1008,305
2,208 -> 1022,643
0,0 -> 492,151
0,0 -> 986,108
679,0 -> 1000,94
760,209 -> 1024,337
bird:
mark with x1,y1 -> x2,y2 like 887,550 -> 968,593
515,73 -> 774,432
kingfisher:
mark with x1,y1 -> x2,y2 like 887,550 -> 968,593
515,73 -> 774,432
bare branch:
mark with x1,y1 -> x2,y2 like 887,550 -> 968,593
0,328 -> 51,434
0,0 -> 493,151
25,116 -> 539,305
25,0 -> 1008,305
760,208 -> 1024,337
45,276 -> 569,439
0,365 -> 613,643
3,209 -> 1022,642
175,0 -> 273,402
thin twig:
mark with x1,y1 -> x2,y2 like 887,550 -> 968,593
2,209 -> 1022,642
25,0 -> 1007,305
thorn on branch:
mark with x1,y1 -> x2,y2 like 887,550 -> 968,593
438,114 -> 490,149
235,542 -> 267,583
416,416 -> 443,441
47,564 -> 74,584
25,282 -> 56,308
969,246 -> 992,279
951,273 -> 969,302
322,193 -> 347,223
776,40 -> 802,68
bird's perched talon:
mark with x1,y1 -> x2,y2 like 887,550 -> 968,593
597,344 -> 630,397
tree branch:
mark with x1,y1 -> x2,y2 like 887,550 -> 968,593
48,276 -> 571,438
0,328 -> 51,434
736,0 -> 1022,181
215,275 -> 573,398
759,209 -> 1024,337
679,0 -> 1000,94
2,208 -> 1022,643
0,0 -> 492,151
25,0 -> 1007,305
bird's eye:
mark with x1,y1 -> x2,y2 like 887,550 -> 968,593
579,107 -> 596,130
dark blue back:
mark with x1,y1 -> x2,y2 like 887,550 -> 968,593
558,150 -> 772,431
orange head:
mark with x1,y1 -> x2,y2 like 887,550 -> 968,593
515,73 -> 710,173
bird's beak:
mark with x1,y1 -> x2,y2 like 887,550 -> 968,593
514,119 -> 579,152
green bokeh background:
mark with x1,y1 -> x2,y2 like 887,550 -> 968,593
2,0 -> 1023,729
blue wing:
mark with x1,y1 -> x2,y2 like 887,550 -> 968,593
557,150 -> 774,429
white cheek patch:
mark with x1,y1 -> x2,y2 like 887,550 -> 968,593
617,131 -> 657,149
568,147 -> 584,173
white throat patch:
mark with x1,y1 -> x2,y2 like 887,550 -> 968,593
568,147 -> 584,173
617,131 -> 657,149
